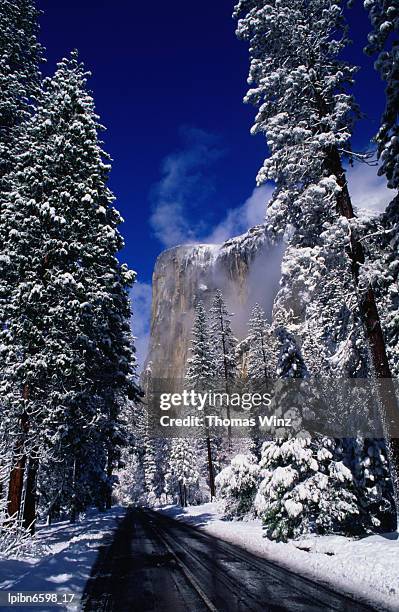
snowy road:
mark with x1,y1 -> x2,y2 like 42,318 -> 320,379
81,508 -> 377,612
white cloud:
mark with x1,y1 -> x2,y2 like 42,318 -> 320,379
150,127 -> 223,248
130,281 -> 152,372
205,184 -> 274,244
346,162 -> 393,213
150,125 -> 275,248
150,201 -> 194,249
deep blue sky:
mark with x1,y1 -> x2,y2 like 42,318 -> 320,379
38,0 -> 385,285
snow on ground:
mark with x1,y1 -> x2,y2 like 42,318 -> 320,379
0,507 -> 124,611
157,502 -> 399,612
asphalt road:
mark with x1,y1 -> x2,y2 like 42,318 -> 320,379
81,508 -> 378,612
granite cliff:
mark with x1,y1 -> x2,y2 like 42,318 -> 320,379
145,223 -> 284,379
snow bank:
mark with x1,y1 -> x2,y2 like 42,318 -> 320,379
0,507 -> 124,611
157,503 -> 399,611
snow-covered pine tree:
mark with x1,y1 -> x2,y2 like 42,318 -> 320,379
233,0 -> 358,236
343,437 -> 396,532
142,362 -> 172,505
139,362 -> 159,504
186,301 -> 217,384
215,453 -> 260,519
166,438 -> 200,507
255,437 -> 360,541
186,301 -> 218,499
275,326 -> 307,380
361,1 -> 399,382
0,0 -> 43,341
107,386 -> 147,508
142,430 -> 159,506
272,269 -> 396,531
234,0 -> 399,511
0,0 -> 43,537
276,286 -> 397,529
364,0 -> 399,190
253,316 -> 384,540
247,304 -> 275,381
0,51 -> 138,527
92,257 -> 140,511
209,290 -> 237,448
245,304 -> 276,456
113,451 -> 145,507
209,290 -> 237,382
0,0 -> 43,194
365,197 -> 399,380
270,320 -> 311,438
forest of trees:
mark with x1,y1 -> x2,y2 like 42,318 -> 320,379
125,0 -> 399,542
0,0 -> 398,553
134,289 -> 395,540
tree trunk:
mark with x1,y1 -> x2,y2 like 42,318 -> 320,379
310,85 -> 399,505
105,447 -> 113,510
327,146 -> 399,498
178,481 -> 184,507
206,436 -> 216,500
7,452 -> 26,519
219,310 -> 232,448
23,455 -> 39,534
7,388 -> 29,520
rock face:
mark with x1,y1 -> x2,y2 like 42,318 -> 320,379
145,224 -> 282,379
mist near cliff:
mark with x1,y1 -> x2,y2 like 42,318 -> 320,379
212,240 -> 286,340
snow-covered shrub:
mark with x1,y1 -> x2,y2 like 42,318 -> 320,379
113,452 -> 146,506
164,438 -> 201,507
0,515 -> 48,559
216,453 -> 260,519
255,438 -> 360,541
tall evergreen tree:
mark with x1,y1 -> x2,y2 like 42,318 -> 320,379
271,322 -> 310,436
0,52 -> 138,528
247,304 -> 275,381
361,1 -> 399,380
275,326 -> 307,380
165,438 -> 200,507
362,2 -> 399,528
216,453 -> 260,519
0,0 -> 43,193
209,290 -> 237,382
246,304 -> 276,457
234,0 -> 399,511
186,301 -> 217,383
364,0 -> 399,190
186,301 -> 218,499
0,0 -> 43,531
209,290 -> 237,447
254,328 -> 385,540
140,362 -> 165,505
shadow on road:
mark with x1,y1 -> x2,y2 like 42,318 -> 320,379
81,508 -> 377,612
156,507 -> 215,528
80,508 -> 207,612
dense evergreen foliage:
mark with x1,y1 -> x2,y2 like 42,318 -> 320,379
0,6 -> 138,542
